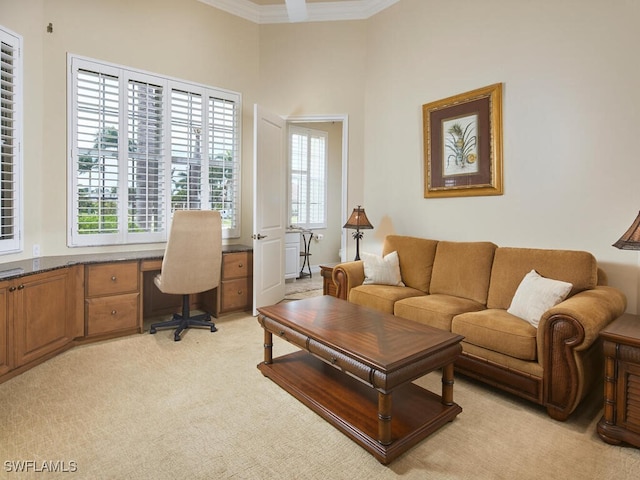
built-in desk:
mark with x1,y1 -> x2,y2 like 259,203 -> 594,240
0,245 -> 252,384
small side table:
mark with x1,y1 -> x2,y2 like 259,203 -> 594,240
299,230 -> 313,279
320,263 -> 339,297
597,313 -> 640,448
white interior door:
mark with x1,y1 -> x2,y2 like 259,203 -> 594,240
252,104 -> 286,314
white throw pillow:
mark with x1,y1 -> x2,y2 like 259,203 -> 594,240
361,251 -> 405,286
507,270 -> 573,328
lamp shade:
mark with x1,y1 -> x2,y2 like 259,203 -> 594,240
613,211 -> 640,250
343,206 -> 373,230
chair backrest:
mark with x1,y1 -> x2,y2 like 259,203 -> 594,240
159,210 -> 222,295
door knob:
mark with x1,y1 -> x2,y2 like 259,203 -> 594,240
252,233 -> 268,240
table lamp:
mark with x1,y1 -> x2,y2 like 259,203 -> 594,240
613,211 -> 640,250
343,205 -> 373,261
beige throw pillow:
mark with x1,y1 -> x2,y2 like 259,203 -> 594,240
361,251 -> 405,286
507,270 -> 572,328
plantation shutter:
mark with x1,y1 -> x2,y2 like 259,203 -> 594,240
0,28 -> 21,253
127,79 -> 165,237
289,126 -> 327,229
170,89 -> 204,212
75,68 -> 121,239
69,55 -> 242,246
208,96 -> 239,235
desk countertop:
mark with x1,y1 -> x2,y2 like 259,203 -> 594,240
0,244 -> 252,282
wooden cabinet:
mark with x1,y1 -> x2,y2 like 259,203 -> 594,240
285,232 -> 301,280
598,313 -> 640,449
85,262 -> 140,338
0,282 -> 9,376
12,268 -> 81,367
217,251 -> 253,315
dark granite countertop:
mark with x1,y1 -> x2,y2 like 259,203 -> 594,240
0,244 -> 252,281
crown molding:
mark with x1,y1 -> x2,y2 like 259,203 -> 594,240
198,0 -> 400,24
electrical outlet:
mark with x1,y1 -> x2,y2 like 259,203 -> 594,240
32,244 -> 41,257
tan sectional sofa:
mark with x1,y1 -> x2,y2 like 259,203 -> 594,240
332,235 -> 627,420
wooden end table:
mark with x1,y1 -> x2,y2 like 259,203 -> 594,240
597,313 -> 640,448
257,296 -> 463,464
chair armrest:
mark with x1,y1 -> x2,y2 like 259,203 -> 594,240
332,261 -> 365,300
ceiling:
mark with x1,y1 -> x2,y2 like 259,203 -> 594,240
198,0 -> 400,24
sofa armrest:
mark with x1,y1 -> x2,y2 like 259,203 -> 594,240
538,286 -> 627,354
332,261 -> 365,300
537,285 -> 626,420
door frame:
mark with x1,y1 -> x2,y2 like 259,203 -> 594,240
285,114 -> 349,263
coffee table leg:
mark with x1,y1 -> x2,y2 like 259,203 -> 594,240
441,362 -> 454,406
263,330 -> 273,365
378,392 -> 392,446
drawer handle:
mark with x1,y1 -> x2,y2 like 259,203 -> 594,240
238,263 -> 243,268
237,290 -> 243,295
278,330 -> 285,337
111,276 -> 117,281
8,286 -> 16,292
111,310 -> 117,315
17,284 -> 24,290
330,356 -> 338,365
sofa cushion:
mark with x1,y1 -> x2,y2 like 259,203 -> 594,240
394,294 -> 485,331
486,247 -> 597,310
361,251 -> 405,286
429,241 -> 497,304
507,270 -> 572,328
452,309 -> 538,361
349,285 -> 425,314
382,236 -> 438,293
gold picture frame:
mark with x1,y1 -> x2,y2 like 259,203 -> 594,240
422,83 -> 503,198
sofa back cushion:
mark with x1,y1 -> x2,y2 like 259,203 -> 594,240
486,247 -> 598,310
429,241 -> 498,304
382,235 -> 438,293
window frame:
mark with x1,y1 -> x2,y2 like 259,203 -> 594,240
67,54 -> 242,247
0,25 -> 23,255
288,125 -> 328,230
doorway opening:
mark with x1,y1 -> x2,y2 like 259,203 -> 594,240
285,115 -> 348,268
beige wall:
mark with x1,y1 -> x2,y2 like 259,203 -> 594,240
362,0 -> 640,312
3,0 -> 640,312
0,0 -> 260,258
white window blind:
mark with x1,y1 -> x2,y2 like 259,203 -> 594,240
170,89 -> 204,211
289,126 -> 327,229
69,55 -> 241,246
128,79 -> 165,236
208,96 -> 239,232
75,68 -> 120,238
0,26 -> 22,254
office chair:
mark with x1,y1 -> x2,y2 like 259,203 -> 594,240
149,210 -> 222,341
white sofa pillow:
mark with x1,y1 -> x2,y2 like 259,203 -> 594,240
507,270 -> 572,328
361,251 -> 405,286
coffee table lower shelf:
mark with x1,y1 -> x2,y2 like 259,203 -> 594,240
258,350 -> 461,465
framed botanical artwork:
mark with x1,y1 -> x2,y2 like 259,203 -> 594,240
422,83 -> 503,198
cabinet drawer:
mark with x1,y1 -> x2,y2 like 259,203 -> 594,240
86,293 -> 139,336
260,316 -> 308,350
222,252 -> 251,280
86,262 -> 139,297
220,278 -> 250,312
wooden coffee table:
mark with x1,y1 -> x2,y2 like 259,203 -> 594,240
257,296 -> 463,464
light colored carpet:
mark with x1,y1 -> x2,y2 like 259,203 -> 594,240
1,311 -> 639,479
285,266 -> 323,296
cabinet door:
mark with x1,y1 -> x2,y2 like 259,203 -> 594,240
13,269 -> 76,367
0,284 -> 9,376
